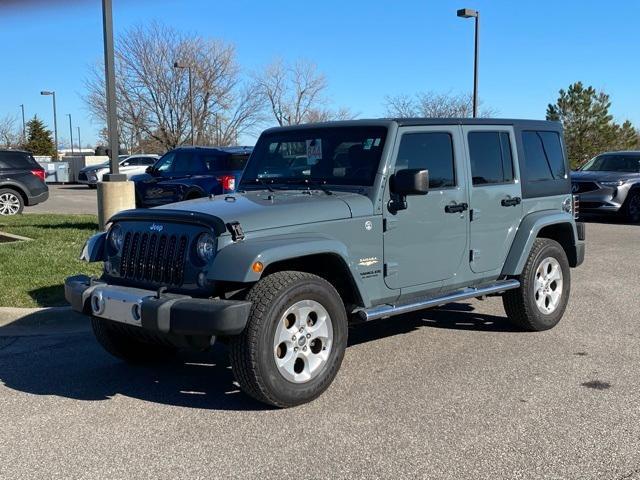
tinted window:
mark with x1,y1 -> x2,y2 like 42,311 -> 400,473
581,154 -> 640,173
200,154 -> 220,172
522,131 -> 566,181
0,151 -> 39,170
395,132 -> 455,188
224,154 -> 249,170
468,131 -> 514,185
242,127 -> 387,187
172,152 -> 199,172
135,157 -> 156,166
154,152 -> 175,172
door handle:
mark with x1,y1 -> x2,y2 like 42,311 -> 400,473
501,196 -> 521,207
444,202 -> 469,213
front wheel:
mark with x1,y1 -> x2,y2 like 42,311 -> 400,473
502,238 -> 571,331
625,192 -> 640,223
230,271 -> 348,408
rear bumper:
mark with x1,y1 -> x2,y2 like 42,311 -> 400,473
26,189 -> 49,206
64,275 -> 251,336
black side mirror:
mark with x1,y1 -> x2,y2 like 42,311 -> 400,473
145,166 -> 155,174
391,169 -> 429,195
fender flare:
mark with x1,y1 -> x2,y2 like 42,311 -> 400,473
501,211 -> 579,275
208,233 -> 371,307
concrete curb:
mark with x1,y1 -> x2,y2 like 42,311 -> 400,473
0,306 -> 89,336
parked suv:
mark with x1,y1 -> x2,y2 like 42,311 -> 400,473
78,154 -> 160,188
0,149 -> 48,215
571,151 -> 640,222
131,146 -> 252,207
66,119 -> 584,407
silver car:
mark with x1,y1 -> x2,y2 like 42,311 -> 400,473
571,151 -> 640,223
78,154 -> 159,188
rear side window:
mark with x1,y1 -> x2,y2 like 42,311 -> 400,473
0,151 -> 39,169
172,152 -> 201,172
395,132 -> 455,188
225,154 -> 249,170
522,131 -> 566,181
468,131 -> 514,185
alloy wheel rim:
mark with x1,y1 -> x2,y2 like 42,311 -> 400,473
0,193 -> 20,215
534,257 -> 563,315
273,299 -> 333,383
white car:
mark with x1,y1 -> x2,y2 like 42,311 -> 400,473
78,154 -> 160,188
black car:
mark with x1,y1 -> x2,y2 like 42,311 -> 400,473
131,146 -> 252,208
571,151 -> 640,223
0,149 -> 48,216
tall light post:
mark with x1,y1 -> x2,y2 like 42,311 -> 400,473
457,8 -> 479,118
19,104 -> 26,144
97,0 -> 135,230
66,114 -> 74,154
173,61 -> 195,146
40,90 -> 59,157
77,126 -> 81,152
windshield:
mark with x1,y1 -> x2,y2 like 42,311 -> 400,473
240,126 -> 388,187
581,154 -> 640,173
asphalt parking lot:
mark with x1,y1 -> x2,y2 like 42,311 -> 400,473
29,184 -> 97,215
0,219 -> 639,479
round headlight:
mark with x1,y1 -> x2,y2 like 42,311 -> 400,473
196,233 -> 216,262
108,224 -> 124,251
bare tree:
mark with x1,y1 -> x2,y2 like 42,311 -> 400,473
0,115 -> 20,148
384,91 -> 495,118
255,59 -> 354,126
85,22 -> 265,151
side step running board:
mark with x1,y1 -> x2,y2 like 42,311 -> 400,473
359,279 -> 521,322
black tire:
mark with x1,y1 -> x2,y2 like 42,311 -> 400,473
91,316 -> 176,363
88,184 -> 97,190
230,271 -> 348,408
625,191 -> 640,223
502,238 -> 571,331
0,188 -> 24,216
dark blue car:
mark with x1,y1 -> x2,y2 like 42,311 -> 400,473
131,146 -> 252,208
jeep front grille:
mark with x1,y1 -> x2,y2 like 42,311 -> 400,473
119,231 -> 188,286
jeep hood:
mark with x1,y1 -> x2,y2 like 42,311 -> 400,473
161,190 -> 373,233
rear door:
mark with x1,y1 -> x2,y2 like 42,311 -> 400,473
463,126 -> 522,273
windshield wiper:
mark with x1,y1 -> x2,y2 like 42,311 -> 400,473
283,178 -> 333,195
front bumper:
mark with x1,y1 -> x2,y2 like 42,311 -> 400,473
65,275 -> 251,336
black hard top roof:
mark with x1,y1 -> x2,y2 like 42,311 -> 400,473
263,118 -> 561,134
171,145 -> 253,154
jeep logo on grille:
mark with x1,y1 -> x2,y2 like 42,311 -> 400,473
149,223 -> 164,232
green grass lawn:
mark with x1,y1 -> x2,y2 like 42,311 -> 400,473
0,214 -> 102,308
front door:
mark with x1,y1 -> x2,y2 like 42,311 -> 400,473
463,126 -> 523,273
383,126 -> 469,290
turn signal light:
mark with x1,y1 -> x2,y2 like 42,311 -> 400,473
252,261 -> 264,273
218,175 -> 236,192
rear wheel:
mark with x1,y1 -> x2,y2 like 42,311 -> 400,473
0,189 -> 24,216
91,317 -> 176,363
625,192 -> 640,223
502,238 -> 570,331
230,271 -> 348,408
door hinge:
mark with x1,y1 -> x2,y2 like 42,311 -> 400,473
384,262 -> 399,277
383,217 -> 399,232
469,209 -> 474,221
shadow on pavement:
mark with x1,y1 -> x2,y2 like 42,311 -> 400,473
577,213 -> 639,226
0,302 -> 514,411
28,285 -> 68,307
348,302 -> 518,347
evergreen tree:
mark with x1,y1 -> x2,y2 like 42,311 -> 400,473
24,116 -> 56,159
547,82 -> 638,168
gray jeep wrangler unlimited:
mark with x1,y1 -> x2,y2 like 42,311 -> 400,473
66,119 -> 585,408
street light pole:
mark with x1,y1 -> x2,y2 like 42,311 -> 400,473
77,126 -> 81,152
40,91 -> 58,158
66,114 -> 74,154
457,8 -> 480,118
19,104 -> 26,144
102,0 -> 123,179
174,61 -> 195,146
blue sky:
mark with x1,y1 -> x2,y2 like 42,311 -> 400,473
1,0 -> 639,147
